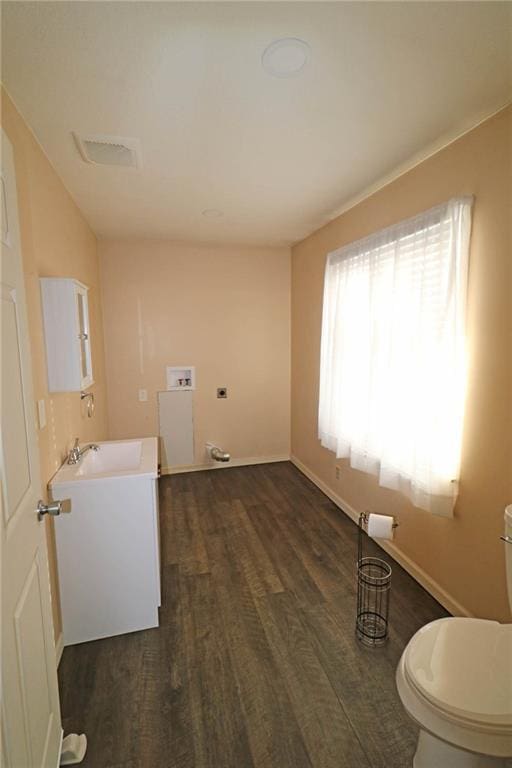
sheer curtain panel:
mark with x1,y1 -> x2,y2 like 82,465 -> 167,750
318,197 -> 473,517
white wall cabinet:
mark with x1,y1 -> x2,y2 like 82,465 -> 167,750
40,277 -> 93,392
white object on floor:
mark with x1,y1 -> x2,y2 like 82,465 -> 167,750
50,438 -> 161,645
158,389 -> 194,467
60,734 -> 87,765
396,505 -> 512,767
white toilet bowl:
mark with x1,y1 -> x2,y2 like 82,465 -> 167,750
396,617 -> 512,767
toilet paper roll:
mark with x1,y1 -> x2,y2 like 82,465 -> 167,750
367,513 -> 395,540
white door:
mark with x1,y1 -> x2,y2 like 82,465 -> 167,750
1,130 -> 63,766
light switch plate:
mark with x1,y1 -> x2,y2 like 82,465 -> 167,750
37,399 -> 47,429
138,389 -> 148,402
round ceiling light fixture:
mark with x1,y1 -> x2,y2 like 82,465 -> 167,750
201,208 -> 224,218
262,37 -> 310,78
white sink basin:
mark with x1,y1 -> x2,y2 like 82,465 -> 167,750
77,440 -> 142,476
50,438 -> 158,487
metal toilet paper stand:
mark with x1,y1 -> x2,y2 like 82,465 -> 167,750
356,512 -> 397,647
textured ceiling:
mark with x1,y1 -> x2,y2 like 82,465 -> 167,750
2,2 -> 511,245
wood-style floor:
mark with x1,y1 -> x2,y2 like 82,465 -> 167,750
59,461 -> 448,768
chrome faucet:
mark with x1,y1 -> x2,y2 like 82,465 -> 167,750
67,438 -> 100,465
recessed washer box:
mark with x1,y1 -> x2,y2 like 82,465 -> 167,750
166,366 -> 196,391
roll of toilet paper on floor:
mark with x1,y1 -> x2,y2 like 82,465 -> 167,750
367,513 -> 395,540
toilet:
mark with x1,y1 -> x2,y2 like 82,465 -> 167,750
396,506 -> 512,767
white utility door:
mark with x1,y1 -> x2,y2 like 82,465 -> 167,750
1,130 -> 63,766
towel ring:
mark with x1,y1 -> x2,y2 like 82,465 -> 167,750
80,391 -> 95,418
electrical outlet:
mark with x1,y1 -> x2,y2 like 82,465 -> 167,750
138,389 -> 148,402
37,399 -> 47,429
335,466 -> 341,480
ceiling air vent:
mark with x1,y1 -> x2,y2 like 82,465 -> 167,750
73,133 -> 142,168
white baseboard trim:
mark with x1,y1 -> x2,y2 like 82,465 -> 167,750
161,454 -> 290,476
290,454 -> 472,619
55,632 -> 64,667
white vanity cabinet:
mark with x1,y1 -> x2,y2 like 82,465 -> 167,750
40,277 -> 93,391
49,437 -> 161,645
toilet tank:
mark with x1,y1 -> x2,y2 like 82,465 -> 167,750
506,505 -> 512,615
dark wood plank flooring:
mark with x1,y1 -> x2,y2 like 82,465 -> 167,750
58,462 -> 448,768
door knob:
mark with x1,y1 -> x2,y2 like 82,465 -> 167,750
37,499 -> 70,521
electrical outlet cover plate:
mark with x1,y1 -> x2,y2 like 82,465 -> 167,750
37,399 -> 46,429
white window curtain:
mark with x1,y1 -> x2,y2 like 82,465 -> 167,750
318,197 -> 473,517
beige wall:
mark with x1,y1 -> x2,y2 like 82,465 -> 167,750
291,106 -> 512,622
4,78 -> 509,633
99,240 -> 290,465
2,89 -> 108,640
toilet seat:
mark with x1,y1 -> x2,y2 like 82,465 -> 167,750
397,617 -> 512,759
404,617 -> 512,729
